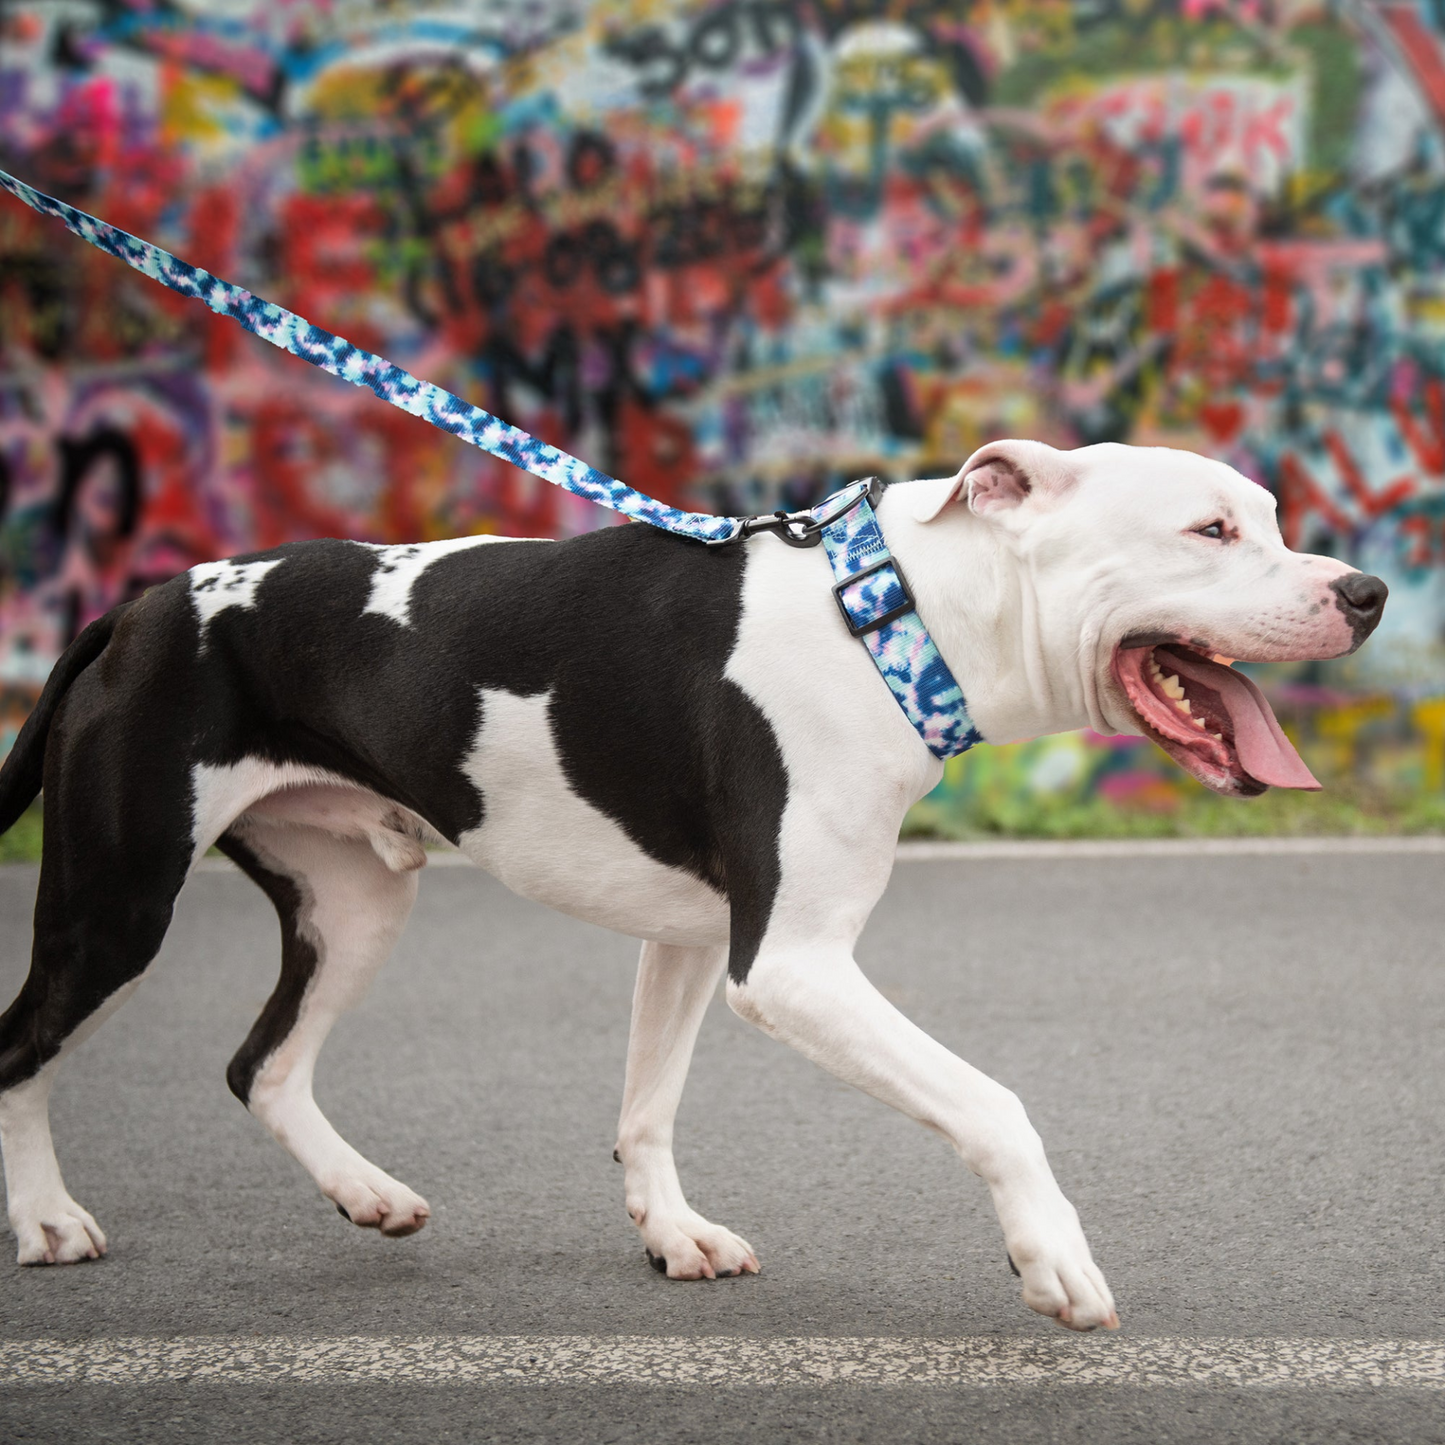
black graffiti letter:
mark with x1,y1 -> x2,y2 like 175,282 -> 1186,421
690,7 -> 741,70
603,26 -> 688,99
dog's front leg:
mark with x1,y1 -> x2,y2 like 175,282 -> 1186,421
729,943 -> 1118,1331
615,941 -> 759,1280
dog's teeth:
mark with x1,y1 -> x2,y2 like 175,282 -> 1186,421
1192,716 -> 1206,729
1161,674 -> 1184,699
1210,731 -> 1223,740
1177,698 -> 1191,714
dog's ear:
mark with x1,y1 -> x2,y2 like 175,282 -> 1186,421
965,452 -> 1032,516
963,440 -> 1076,519
901,441 -> 1075,524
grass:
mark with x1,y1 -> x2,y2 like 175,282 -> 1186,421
0,801 -> 44,863
0,782 -> 1441,865
902,777 -> 1445,842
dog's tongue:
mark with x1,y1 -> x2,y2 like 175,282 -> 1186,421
1162,649 -> 1320,790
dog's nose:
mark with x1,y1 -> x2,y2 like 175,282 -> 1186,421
1330,572 -> 1388,644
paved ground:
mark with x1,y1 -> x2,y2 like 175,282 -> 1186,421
1,845 -> 1442,1442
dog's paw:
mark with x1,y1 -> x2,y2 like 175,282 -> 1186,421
323,1169 -> 430,1238
637,1210 -> 759,1281
1007,1227 -> 1118,1332
11,1195 -> 107,1265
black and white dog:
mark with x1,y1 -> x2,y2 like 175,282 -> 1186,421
0,439 -> 1386,1331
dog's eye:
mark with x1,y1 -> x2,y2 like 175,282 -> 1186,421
1193,521 -> 1226,541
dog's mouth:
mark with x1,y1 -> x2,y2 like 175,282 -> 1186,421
1111,640 -> 1319,797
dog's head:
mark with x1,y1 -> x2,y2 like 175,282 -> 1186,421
899,439 -> 1387,796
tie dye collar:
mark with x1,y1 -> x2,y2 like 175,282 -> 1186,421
816,485 -> 982,760
0,167 -> 981,760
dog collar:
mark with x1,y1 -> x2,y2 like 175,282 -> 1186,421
815,484 -> 982,760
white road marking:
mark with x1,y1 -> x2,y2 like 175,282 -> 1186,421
894,835 -> 1445,862
1,1336 -> 1441,1388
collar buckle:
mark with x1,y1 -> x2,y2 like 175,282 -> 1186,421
832,555 -> 917,637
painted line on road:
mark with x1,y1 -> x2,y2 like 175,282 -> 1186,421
1,1336 -> 1441,1388
894,835 -> 1445,862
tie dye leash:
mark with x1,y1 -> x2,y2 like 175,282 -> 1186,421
0,168 -> 979,758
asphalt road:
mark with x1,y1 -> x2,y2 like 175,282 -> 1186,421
1,845 -> 1442,1443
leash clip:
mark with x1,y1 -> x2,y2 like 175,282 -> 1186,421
705,481 -> 875,549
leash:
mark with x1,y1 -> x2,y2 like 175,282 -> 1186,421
0,168 -> 979,759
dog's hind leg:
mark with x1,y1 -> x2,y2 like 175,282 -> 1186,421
0,794 -> 191,1265
221,821 -> 429,1236
614,941 -> 759,1280
0,988 -> 138,1265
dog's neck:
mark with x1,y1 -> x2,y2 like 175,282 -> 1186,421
876,486 -> 1100,746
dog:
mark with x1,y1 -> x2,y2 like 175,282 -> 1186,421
0,438 -> 1386,1331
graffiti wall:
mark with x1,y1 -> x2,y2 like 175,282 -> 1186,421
3,0 -> 1445,822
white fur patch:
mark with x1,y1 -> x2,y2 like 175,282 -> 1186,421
190,758 -> 360,867
458,689 -> 727,945
189,558 -> 285,633
361,536 -> 546,627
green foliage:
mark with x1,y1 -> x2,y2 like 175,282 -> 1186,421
2,786 -> 1441,865
0,800 -> 43,863
903,776 -> 1445,841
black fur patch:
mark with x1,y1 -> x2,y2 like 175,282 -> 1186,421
218,832 -> 322,1106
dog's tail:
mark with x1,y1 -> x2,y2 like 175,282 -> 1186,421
0,605 -> 130,836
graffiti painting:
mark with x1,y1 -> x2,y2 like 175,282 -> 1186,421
3,0 -> 1445,818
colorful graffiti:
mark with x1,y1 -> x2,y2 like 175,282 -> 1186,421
3,0 -> 1445,817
